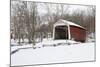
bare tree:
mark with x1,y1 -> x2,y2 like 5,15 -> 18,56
29,2 -> 38,46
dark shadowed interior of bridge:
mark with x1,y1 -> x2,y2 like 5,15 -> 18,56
55,26 -> 68,39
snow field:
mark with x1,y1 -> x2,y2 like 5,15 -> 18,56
11,42 -> 95,66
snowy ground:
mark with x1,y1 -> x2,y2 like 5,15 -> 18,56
11,39 -> 95,66
11,39 -> 80,54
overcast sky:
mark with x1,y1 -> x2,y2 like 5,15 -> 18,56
36,2 -> 90,16
11,1 -> 94,17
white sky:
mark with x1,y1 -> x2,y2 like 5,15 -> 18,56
36,3 -> 90,16
11,1 -> 94,16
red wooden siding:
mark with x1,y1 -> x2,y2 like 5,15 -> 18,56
70,25 -> 86,42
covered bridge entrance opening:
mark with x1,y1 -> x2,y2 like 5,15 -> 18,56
55,25 -> 68,39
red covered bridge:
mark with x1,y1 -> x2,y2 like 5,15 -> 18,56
53,19 -> 86,42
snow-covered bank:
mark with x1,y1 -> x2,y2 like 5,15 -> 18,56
11,42 -> 95,66
11,44 -> 33,54
11,39 -> 80,53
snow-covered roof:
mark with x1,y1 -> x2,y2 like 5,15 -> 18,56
54,19 -> 85,29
